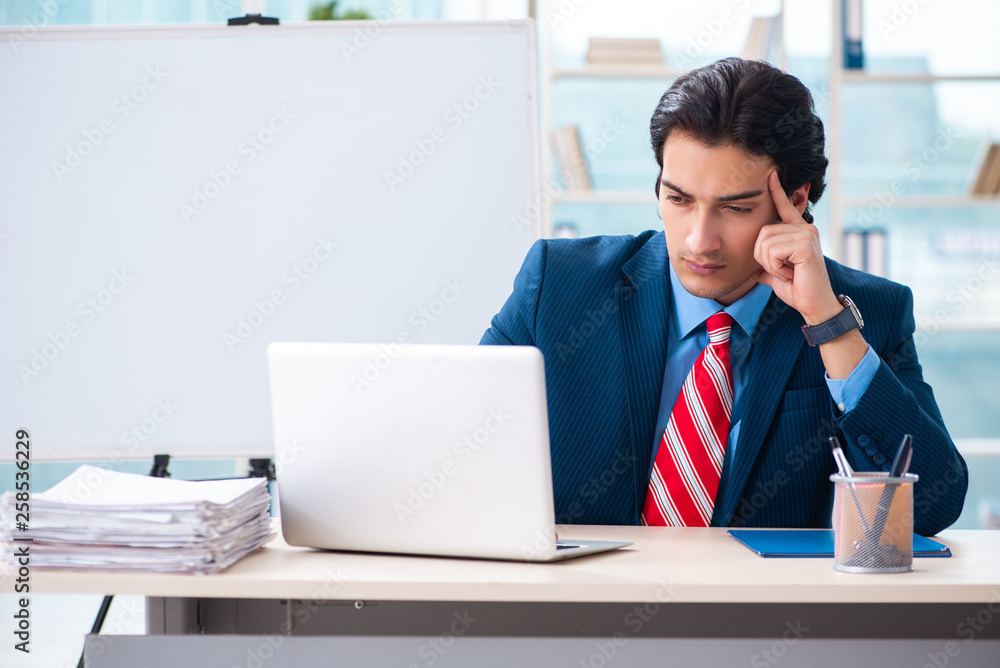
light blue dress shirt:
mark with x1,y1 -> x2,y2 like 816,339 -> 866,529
650,263 -> 880,469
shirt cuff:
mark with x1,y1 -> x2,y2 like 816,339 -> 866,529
825,344 -> 879,414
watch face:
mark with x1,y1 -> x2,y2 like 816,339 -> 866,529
839,295 -> 863,329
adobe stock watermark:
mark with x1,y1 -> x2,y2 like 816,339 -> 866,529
578,579 -> 682,668
876,0 -> 933,39
557,118 -> 628,183
120,398 -> 179,450
913,254 -> 1000,348
919,588 -> 1000,668
179,107 -> 295,223
349,277 -> 467,394
6,0 -> 68,54
50,65 -> 169,182
853,125 -> 957,229
339,0 -> 403,63
554,296 -> 616,362
393,408 -> 511,524
733,413 -> 840,526
208,0 -> 242,21
17,268 -> 135,386
547,273 -> 642,365
384,77 -> 501,192
750,620 -> 811,667
54,464 -> 117,505
511,117 -> 627,234
273,437 -> 308,478
407,610 -> 478,668
544,0 -> 589,27
76,597 -> 144,663
223,234 -> 339,352
556,449 -> 635,524
668,0 -> 754,71
233,569 -> 355,667
282,568 -> 354,632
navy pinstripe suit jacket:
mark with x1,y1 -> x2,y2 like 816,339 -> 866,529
481,230 -> 968,536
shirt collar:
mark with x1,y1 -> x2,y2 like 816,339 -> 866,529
668,260 -> 773,340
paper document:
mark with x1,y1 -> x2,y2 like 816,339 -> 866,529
0,465 -> 275,574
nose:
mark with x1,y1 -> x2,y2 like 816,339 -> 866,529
686,209 -> 722,256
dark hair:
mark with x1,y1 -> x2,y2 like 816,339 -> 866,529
649,57 -> 827,223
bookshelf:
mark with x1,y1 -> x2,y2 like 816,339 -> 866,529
555,190 -> 656,204
840,72 -> 1000,83
840,195 -> 1000,209
535,0 -> 1000,247
531,0 -> 1000,456
827,3 -> 1000,260
550,64 -> 685,79
535,1 -> 788,236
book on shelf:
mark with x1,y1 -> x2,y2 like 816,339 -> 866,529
586,37 -> 663,66
865,229 -> 886,277
843,228 -> 886,277
971,142 -> 1000,196
551,125 -> 592,190
842,0 -> 864,69
742,15 -> 780,62
843,229 -> 865,271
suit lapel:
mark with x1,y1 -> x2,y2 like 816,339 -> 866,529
713,294 -> 804,526
616,233 -> 671,522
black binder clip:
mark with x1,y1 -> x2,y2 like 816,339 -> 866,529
228,13 -> 279,26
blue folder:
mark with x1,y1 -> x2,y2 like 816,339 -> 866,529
728,529 -> 951,558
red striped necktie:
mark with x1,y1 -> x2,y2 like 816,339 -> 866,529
642,311 -> 734,527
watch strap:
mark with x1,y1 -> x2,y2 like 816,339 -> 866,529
801,297 -> 862,346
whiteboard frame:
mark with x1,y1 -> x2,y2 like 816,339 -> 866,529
1,19 -> 541,462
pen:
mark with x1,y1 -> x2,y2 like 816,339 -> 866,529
830,436 -> 868,534
870,434 -> 913,545
889,433 -> 913,478
829,436 -> 854,477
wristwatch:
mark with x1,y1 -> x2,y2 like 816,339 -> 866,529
801,295 -> 864,346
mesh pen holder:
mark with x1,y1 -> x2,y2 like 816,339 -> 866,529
830,471 -> 919,573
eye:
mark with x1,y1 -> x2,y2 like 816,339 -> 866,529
725,205 -> 752,214
664,194 -> 687,205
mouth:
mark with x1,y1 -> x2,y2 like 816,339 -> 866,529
684,259 -> 724,276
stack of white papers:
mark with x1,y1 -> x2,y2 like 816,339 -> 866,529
0,465 -> 275,574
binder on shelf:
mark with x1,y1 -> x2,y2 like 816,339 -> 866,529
742,15 -> 780,62
551,125 -> 592,190
866,229 -> 886,277
842,0 -> 864,69
586,37 -> 663,65
842,228 -> 887,277
844,229 -> 865,271
971,142 -> 1000,196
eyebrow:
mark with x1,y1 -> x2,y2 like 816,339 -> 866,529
661,179 -> 764,203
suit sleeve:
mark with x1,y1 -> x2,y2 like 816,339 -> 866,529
479,239 -> 547,346
834,285 -> 968,536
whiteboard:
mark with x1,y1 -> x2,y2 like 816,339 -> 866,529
0,21 -> 540,461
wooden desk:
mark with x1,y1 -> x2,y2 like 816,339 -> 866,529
19,526 -> 1000,667
32,525 -> 1000,604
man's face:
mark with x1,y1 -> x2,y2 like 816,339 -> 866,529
659,133 -> 782,306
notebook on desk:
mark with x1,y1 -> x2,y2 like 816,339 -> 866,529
267,343 -> 631,562
728,529 -> 951,558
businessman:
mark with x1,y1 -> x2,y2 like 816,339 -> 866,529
481,57 -> 967,535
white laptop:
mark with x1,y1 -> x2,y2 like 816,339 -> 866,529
267,342 -> 631,562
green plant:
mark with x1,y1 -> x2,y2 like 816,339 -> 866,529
308,2 -> 374,20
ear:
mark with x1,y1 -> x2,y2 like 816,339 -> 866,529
790,182 -> 811,216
